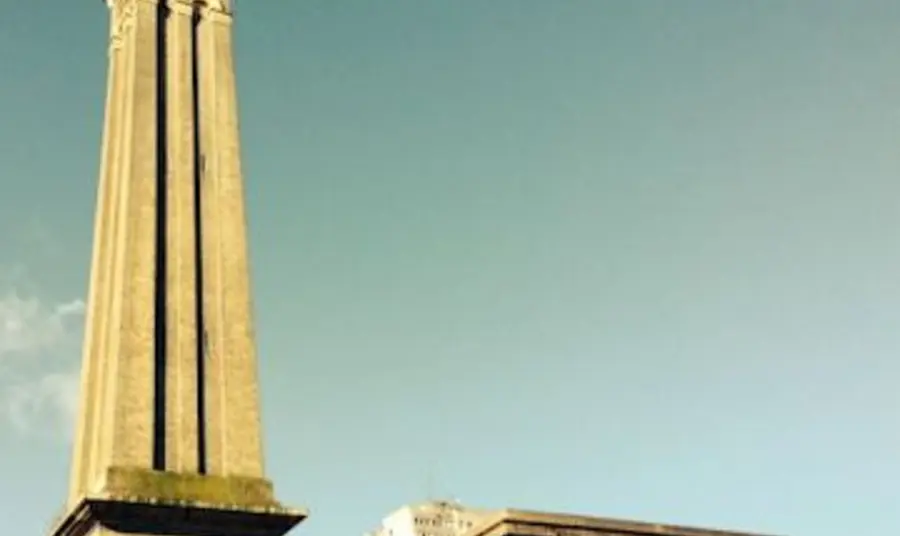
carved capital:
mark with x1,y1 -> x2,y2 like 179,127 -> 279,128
196,0 -> 233,21
168,0 -> 196,15
108,0 -> 137,52
204,0 -> 232,14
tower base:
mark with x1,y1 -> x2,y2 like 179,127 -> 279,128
50,497 -> 307,536
49,468 -> 307,536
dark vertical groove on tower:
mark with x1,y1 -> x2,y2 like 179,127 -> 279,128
153,2 -> 169,472
191,8 -> 209,475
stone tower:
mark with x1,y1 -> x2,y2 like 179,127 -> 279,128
49,1 -> 306,535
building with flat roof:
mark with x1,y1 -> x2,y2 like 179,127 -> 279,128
369,504 -> 777,536
468,509 -> 776,536
366,501 -> 495,536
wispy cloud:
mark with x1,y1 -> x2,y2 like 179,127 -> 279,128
5,371 -> 80,435
0,293 -> 83,357
0,282 -> 84,438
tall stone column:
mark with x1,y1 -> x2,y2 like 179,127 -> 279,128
48,1 -> 306,535
195,3 -> 266,480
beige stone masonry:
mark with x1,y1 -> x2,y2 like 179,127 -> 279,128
55,2 -> 301,536
164,3 -> 200,476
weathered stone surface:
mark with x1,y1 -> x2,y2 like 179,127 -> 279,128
103,467 -> 278,507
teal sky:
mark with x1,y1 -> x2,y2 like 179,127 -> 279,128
0,2 -> 898,535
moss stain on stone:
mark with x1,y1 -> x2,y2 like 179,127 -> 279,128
105,466 -> 279,508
